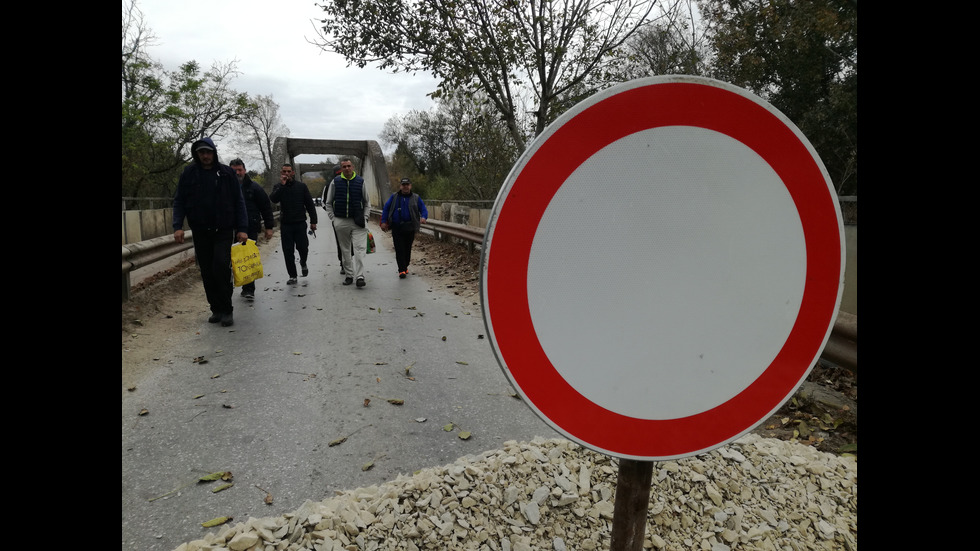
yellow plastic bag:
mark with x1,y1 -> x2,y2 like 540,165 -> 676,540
231,239 -> 263,287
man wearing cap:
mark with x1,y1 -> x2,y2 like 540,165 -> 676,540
324,158 -> 370,288
172,137 -> 249,327
380,177 -> 428,279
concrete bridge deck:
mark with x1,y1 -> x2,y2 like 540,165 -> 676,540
121,217 -> 559,551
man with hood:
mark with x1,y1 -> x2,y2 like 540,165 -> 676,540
172,137 -> 249,327
229,158 -> 275,300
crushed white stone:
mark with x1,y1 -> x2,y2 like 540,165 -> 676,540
174,434 -> 856,551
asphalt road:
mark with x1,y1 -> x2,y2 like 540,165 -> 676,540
121,217 -> 560,551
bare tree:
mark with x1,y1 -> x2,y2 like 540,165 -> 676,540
314,0 -> 664,151
232,94 -> 290,174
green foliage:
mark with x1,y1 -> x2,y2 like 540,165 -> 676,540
699,0 -> 857,195
380,91 -> 519,201
122,0 -> 264,199
315,0 -> 658,150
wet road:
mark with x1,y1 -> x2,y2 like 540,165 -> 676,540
121,217 -> 559,551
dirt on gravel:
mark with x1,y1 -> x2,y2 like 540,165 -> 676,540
122,232 -> 857,457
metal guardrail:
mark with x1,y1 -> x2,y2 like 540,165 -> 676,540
121,231 -> 196,302
417,216 -> 857,374
121,210 -> 856,374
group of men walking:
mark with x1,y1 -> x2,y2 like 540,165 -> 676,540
172,137 -> 428,327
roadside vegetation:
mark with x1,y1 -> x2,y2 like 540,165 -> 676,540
123,0 -> 856,203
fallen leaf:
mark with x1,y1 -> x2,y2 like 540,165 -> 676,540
193,394 -> 205,399
199,471 -> 233,482
458,431 -> 472,440
361,461 -> 374,471
795,420 -> 811,437
211,374 -> 220,379
201,516 -> 233,528
222,404 -> 234,409
443,423 -> 454,432
212,483 -> 233,493
329,437 -> 347,447
127,386 -> 137,392
387,399 -> 404,405
441,336 -> 447,341
293,351 -> 302,355
363,398 -> 371,407
377,377 -> 381,383
415,418 -> 427,423
138,408 -> 149,416
456,361 -> 468,365
264,493 -> 274,504
375,362 -> 388,365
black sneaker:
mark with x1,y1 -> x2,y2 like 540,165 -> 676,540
208,312 -> 222,323
287,278 -> 298,285
301,264 -> 309,277
243,290 -> 254,300
221,312 -> 234,327
343,277 -> 354,285
356,277 -> 366,288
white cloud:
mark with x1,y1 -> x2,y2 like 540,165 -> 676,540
136,0 -> 440,164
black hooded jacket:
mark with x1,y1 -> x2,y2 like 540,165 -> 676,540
172,137 -> 248,233
241,174 -> 275,232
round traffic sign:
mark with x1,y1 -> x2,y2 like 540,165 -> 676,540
480,76 -> 844,460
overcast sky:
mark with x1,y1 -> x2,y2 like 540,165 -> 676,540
136,0 -> 441,167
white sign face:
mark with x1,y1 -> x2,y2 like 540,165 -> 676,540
481,76 -> 844,460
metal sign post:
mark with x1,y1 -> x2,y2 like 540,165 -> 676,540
481,75 -> 845,548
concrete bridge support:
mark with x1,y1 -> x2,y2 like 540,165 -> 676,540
271,137 -> 392,210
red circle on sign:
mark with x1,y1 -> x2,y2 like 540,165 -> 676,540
483,78 -> 842,459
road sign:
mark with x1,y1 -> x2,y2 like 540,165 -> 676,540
480,76 -> 844,461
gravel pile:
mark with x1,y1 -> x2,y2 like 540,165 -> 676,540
174,434 -> 857,551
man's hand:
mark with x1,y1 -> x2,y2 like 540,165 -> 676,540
310,223 -> 317,231
420,218 -> 427,224
237,232 -> 248,244
380,222 -> 389,232
174,229 -> 185,244
264,228 -> 274,240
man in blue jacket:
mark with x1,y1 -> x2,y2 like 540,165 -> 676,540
172,138 -> 249,327
380,177 -> 428,278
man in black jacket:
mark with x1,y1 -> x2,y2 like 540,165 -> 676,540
230,159 -> 275,299
270,163 -> 317,285
172,137 -> 249,326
